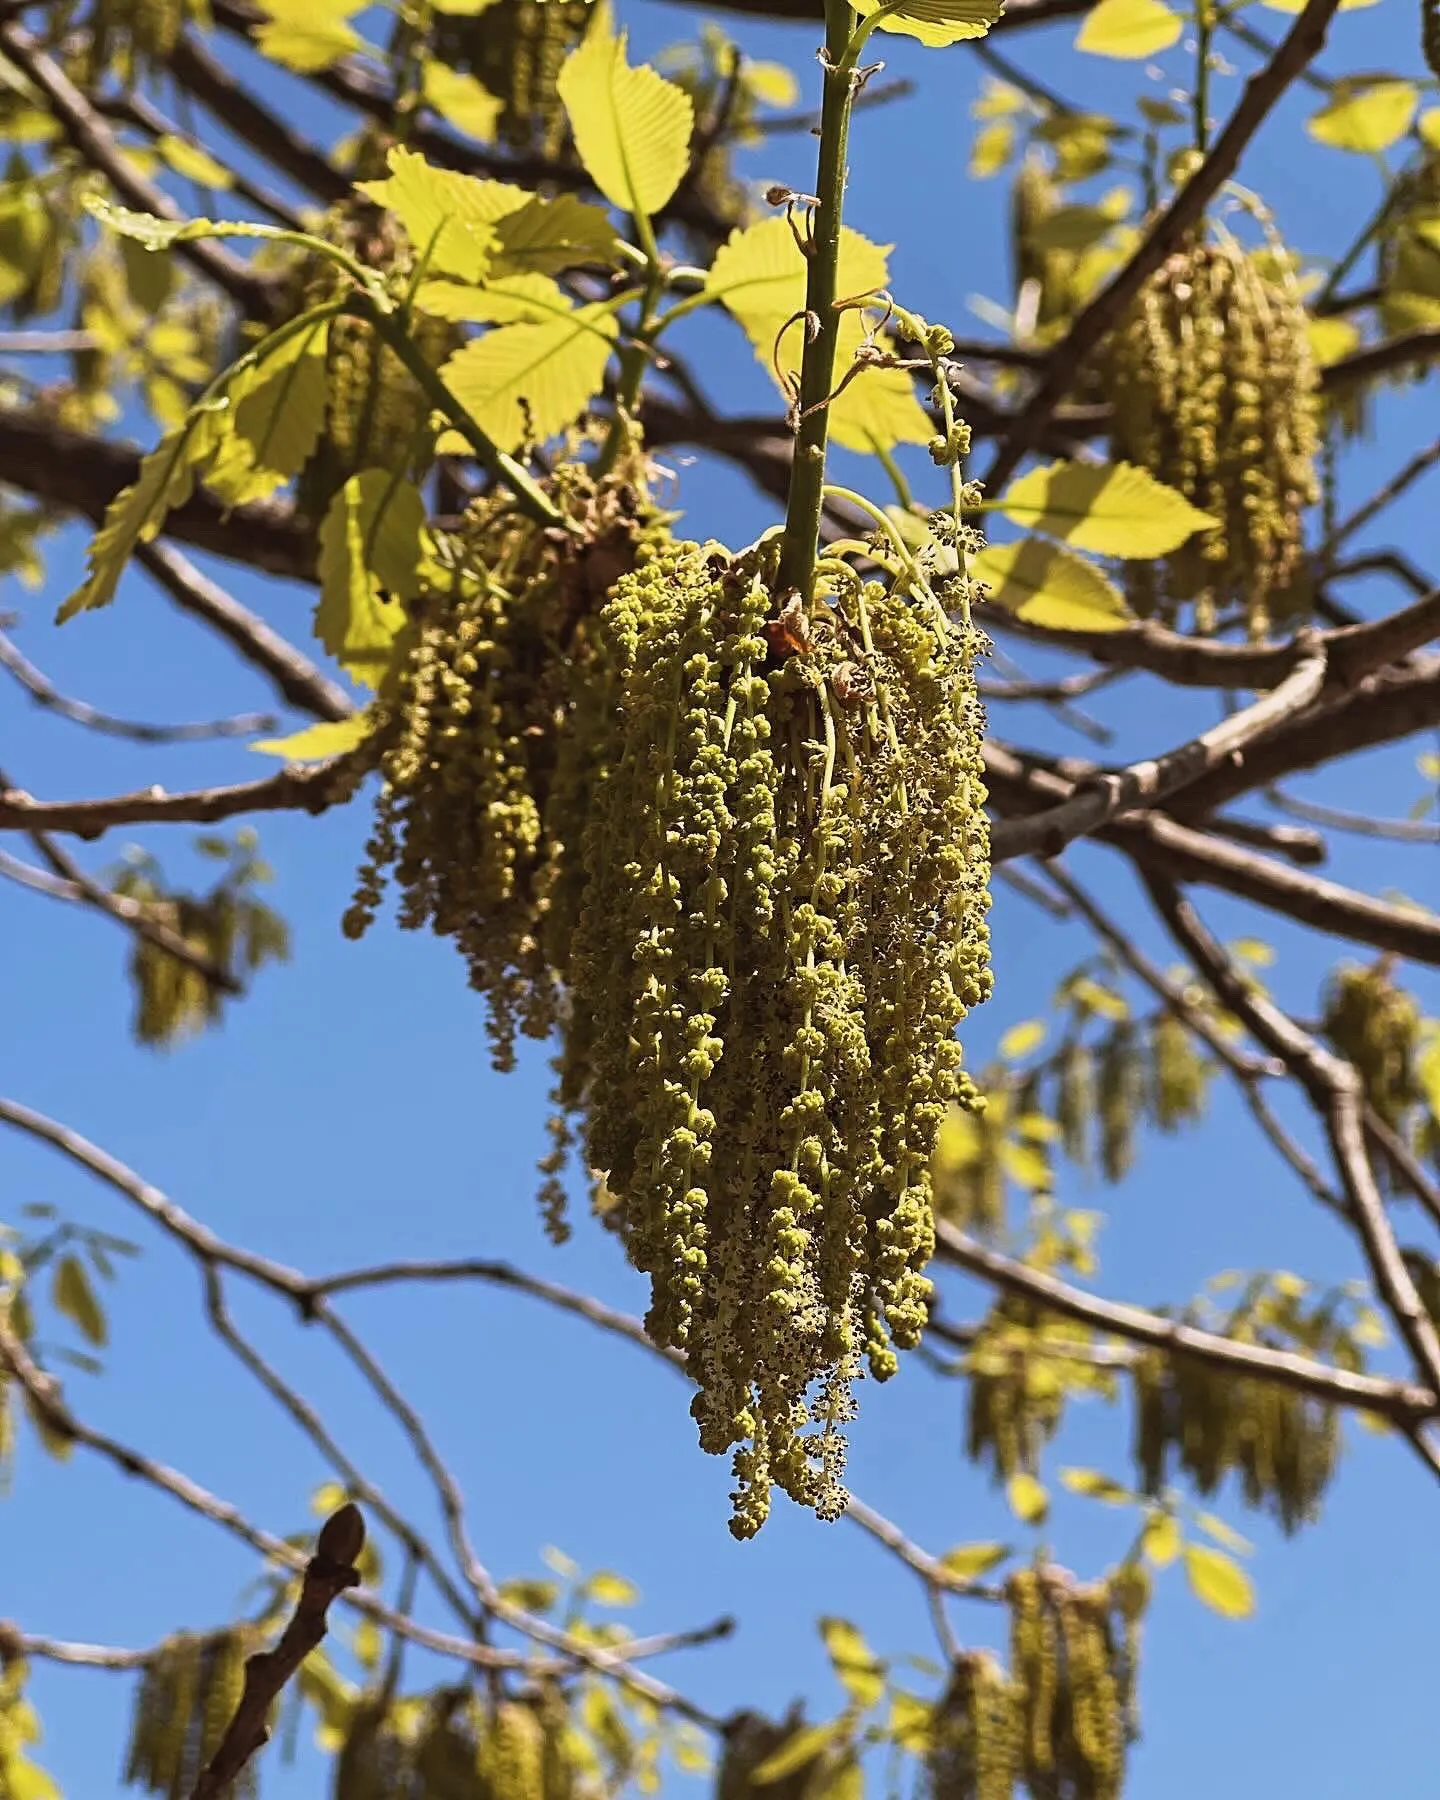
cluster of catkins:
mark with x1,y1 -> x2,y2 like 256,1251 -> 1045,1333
346,489 -> 993,1536
76,0 -> 199,77
430,0 -> 592,156
124,1629 -> 256,1800
1131,1348 -> 1339,1534
333,1692 -> 577,1800
1321,960 -> 1423,1135
927,1568 -> 1141,1800
272,196 -> 459,521
1105,229 -> 1321,636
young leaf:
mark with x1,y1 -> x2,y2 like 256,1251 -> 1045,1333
155,134 -> 235,191
995,460 -> 1217,558
357,147 -> 523,282
251,0 -> 364,72
557,5 -> 695,220
820,1617 -> 885,1710
938,1541 -> 1011,1579
206,316 -> 331,507
541,1545 -> 580,1578
1000,1020 -> 1047,1061
1307,81 -> 1418,154
57,411 -> 224,621
751,1719 -> 844,1784
850,0 -> 1004,46
52,1253 -> 107,1348
972,539 -> 1133,632
1007,1471 -> 1050,1524
438,305 -> 619,452
1184,1544 -> 1255,1618
422,62 -> 503,143
705,218 -> 931,451
491,195 -> 624,277
1141,1511 -> 1182,1567
315,474 -> 424,688
499,1577 -> 561,1612
1193,1511 -> 1254,1555
1059,1467 -> 1134,1504
585,1570 -> 640,1607
250,713 -> 375,762
1076,0 -> 1182,57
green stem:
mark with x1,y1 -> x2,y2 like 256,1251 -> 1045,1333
597,214 -> 667,479
1193,0 -> 1213,155
350,294 -> 565,530
776,0 -> 863,600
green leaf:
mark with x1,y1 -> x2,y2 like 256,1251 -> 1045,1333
938,1541 -> 1011,1580
1058,1467 -> 1134,1503
422,61 -> 503,142
438,305 -> 619,452
57,411 -> 223,621
973,539 -> 1133,633
492,194 -> 624,277
1308,316 -> 1360,367
751,1719 -> 843,1785
1307,81 -> 1418,154
970,120 -> 1015,178
86,195 -> 306,254
206,315 -> 331,507
1193,1511 -> 1254,1555
558,4 -> 695,219
996,460 -> 1217,558
52,1253 -> 106,1347
585,1570 -> 640,1607
251,713 -> 373,761
499,1577 -> 561,1612
851,0 -> 1003,46
252,0 -> 364,71
1076,0 -> 1182,58
1007,1472 -> 1049,1524
315,474 -> 424,688
1420,108 -> 1440,152
1000,1020 -> 1047,1061
357,147 -> 524,281
705,218 -> 930,453
155,134 -> 235,191
1141,1510 -> 1182,1567
1000,1138 -> 1052,1192
1183,1544 -> 1255,1618
820,1617 -> 885,1710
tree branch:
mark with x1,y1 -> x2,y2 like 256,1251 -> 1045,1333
0,759 -> 361,839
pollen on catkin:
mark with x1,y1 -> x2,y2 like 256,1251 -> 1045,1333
552,538 -> 992,1537
1104,226 -> 1321,636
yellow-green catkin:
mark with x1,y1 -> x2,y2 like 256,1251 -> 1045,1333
927,1653 -> 1024,1800
124,1630 -> 256,1800
1006,1569 -> 1129,1800
1105,228 -> 1321,636
555,540 -> 992,1537
1129,1349 -> 1339,1533
1321,960 -> 1422,1134
279,200 -> 458,519
1425,0 -> 1440,79
431,0 -> 592,156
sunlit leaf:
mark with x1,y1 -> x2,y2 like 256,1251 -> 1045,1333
995,460 -> 1217,557
422,62 -> 503,142
52,1254 -> 106,1347
357,147 -> 524,281
155,134 -> 234,191
1007,1472 -> 1049,1524
251,0 -> 364,71
938,1541 -> 1011,1579
585,1570 -> 641,1607
973,539 -> 1133,632
491,194 -> 624,277
315,474 -> 424,688
558,5 -> 694,219
1184,1544 -> 1255,1618
1000,1020 -> 1047,1061
1307,81 -> 1418,154
751,1719 -> 844,1784
820,1617 -> 885,1710
438,305 -> 619,451
1058,1467 -> 1133,1503
1193,1511 -> 1254,1555
970,120 -> 1015,178
1142,1511 -> 1182,1567
852,0 -> 1004,46
1076,0 -> 1182,59
251,714 -> 373,761
206,315 -> 330,507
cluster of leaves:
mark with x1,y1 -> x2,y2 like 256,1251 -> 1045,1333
0,1202 -> 137,1484
108,832 -> 290,1048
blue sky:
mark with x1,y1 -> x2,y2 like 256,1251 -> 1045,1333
3,1 -> 1439,1796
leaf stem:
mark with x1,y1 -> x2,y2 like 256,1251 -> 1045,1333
776,0 -> 863,600
350,295 -> 565,531
596,212 -> 668,478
